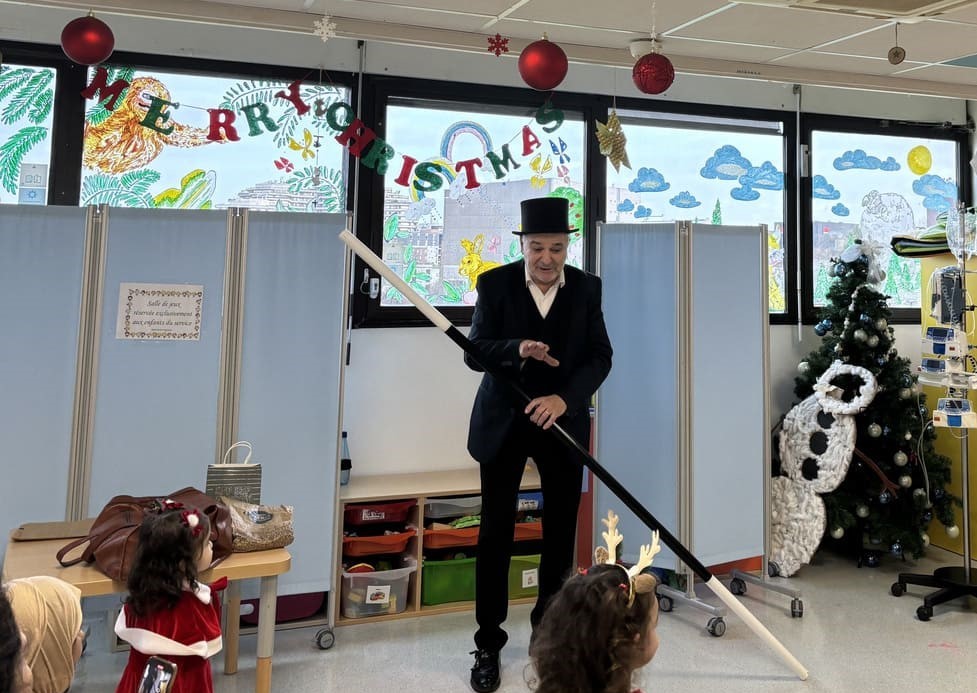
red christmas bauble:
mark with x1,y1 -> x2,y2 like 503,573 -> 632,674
61,16 -> 115,66
632,52 -> 675,95
518,39 -> 568,91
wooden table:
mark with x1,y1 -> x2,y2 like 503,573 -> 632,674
3,530 -> 290,693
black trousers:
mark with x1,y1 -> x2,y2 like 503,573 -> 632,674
474,419 -> 584,652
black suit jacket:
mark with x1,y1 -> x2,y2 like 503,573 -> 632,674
465,261 -> 613,463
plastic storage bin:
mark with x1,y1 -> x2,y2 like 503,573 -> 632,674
341,555 -> 417,619
344,500 -> 415,526
421,556 -> 476,605
508,554 -> 541,599
424,495 -> 482,519
517,492 -> 543,512
424,526 -> 479,549
343,527 -> 416,556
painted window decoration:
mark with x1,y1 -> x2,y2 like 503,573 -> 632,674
380,100 -> 585,307
0,62 -> 57,206
606,113 -> 787,313
80,66 -> 349,211
811,131 -> 958,308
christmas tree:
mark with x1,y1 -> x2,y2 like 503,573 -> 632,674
793,241 -> 958,565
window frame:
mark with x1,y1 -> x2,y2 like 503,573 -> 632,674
607,96 -> 798,325
351,74 -> 607,328
799,113 -> 971,325
0,40 -> 358,210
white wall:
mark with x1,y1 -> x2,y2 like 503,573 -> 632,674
0,4 -> 945,476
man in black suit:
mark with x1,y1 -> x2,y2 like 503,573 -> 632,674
465,196 -> 613,693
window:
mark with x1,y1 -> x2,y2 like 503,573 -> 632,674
0,62 -> 57,205
80,66 -> 349,211
607,110 -> 788,313
377,97 -> 586,308
808,126 -> 962,310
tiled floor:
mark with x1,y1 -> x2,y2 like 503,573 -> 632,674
69,547 -> 976,692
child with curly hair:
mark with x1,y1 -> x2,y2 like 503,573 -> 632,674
530,511 -> 661,693
114,502 -> 225,693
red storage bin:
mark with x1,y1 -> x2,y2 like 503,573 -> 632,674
344,500 -> 415,526
514,521 -> 542,541
424,526 -> 479,549
343,528 -> 416,556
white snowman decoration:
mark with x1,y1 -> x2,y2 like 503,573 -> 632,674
771,361 -> 877,576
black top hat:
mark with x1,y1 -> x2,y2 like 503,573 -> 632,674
515,197 -> 576,235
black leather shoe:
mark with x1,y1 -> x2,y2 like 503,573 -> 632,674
470,648 -> 501,693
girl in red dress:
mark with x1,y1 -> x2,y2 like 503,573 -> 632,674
530,512 -> 661,693
115,503 -> 225,693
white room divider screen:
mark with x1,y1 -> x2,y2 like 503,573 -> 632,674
0,205 -> 348,595
596,222 -> 767,573
88,209 -> 228,503
237,212 -> 347,595
0,206 -> 88,563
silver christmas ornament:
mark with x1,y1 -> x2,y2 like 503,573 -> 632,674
875,318 -> 887,331
867,423 -> 882,438
947,525 -> 961,539
894,451 -> 908,466
921,532 -> 930,547
899,388 -> 912,399
856,504 -> 870,518
797,361 -> 810,374
867,335 -> 879,348
899,475 -> 913,488
830,526 -> 844,539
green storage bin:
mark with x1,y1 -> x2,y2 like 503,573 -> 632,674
422,556 -> 476,605
508,554 -> 541,599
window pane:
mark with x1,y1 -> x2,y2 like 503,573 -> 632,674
606,114 -> 787,313
811,131 -> 958,308
80,66 -> 349,212
0,63 -> 57,206
381,100 -> 586,307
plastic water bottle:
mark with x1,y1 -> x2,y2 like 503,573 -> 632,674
340,431 -> 352,486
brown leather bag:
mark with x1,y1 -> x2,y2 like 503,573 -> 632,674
56,487 -> 233,582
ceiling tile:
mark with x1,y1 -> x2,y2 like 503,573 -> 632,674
773,50 -> 927,76
935,6 -> 977,22
336,0 -> 516,14
664,37 -> 796,63
671,5 -> 886,50
506,0 -> 732,34
330,3 -> 496,32
892,62 -> 977,85
492,18 -> 637,47
822,21 -> 977,63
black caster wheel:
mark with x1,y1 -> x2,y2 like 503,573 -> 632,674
707,617 -> 726,637
890,582 -> 905,597
658,595 -> 673,613
768,561 -> 781,577
729,577 -> 746,596
315,627 -> 336,650
790,598 -> 803,618
916,605 -> 933,622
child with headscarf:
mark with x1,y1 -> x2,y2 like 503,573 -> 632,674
5,576 -> 84,693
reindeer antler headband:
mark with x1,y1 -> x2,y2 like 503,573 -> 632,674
591,510 -> 661,607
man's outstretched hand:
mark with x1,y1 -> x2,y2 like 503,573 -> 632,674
519,340 -> 559,367
525,395 -> 567,430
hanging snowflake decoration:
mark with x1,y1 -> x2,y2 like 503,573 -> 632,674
487,33 -> 509,57
313,14 -> 337,42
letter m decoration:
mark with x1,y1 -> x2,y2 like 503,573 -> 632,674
81,67 -> 131,113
